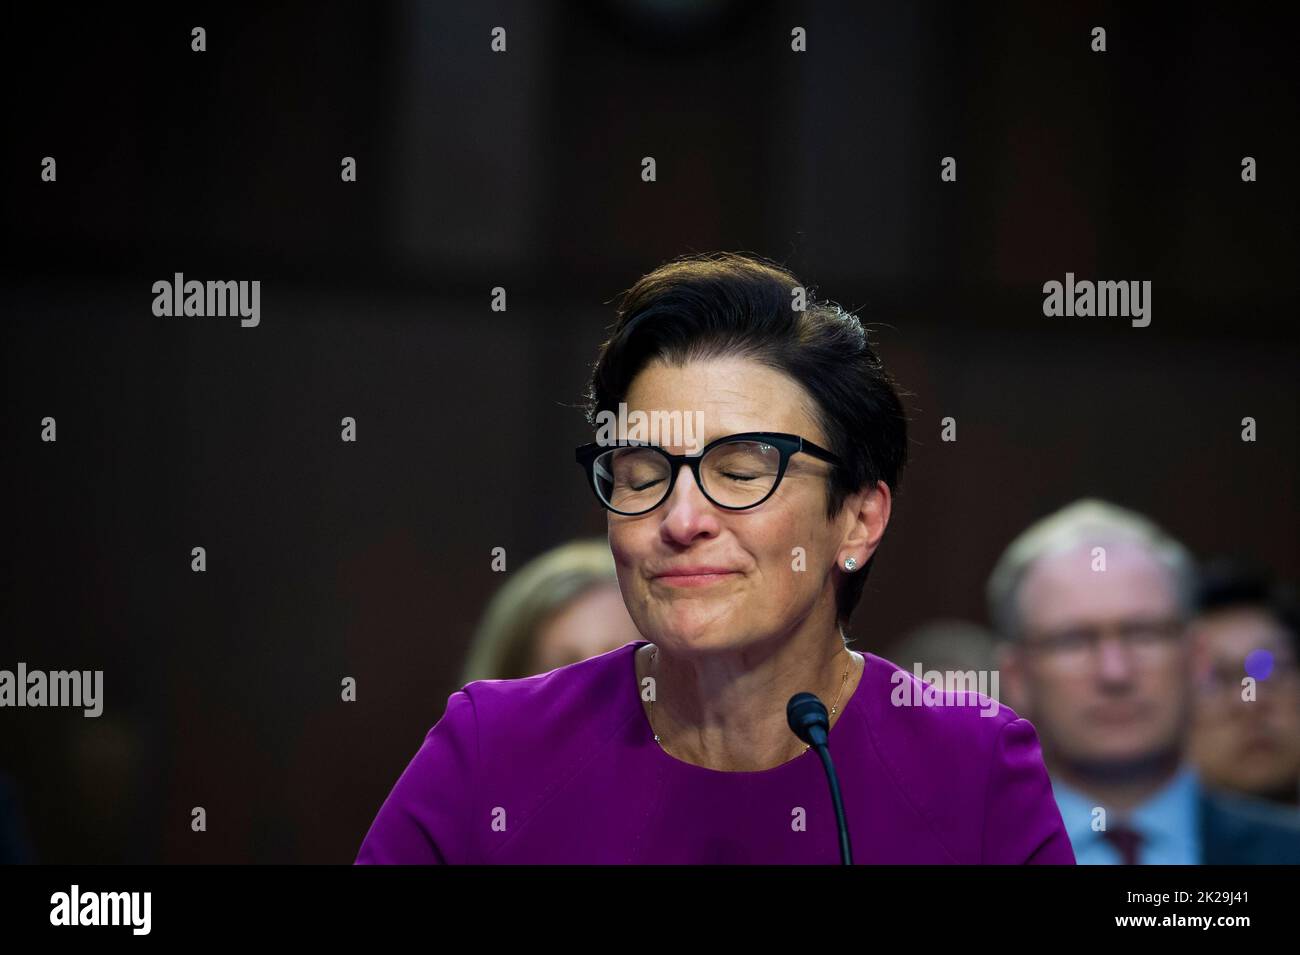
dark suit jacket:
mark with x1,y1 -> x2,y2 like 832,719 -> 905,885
1201,787 -> 1300,863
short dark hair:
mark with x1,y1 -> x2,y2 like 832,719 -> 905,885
1196,557 -> 1300,655
582,251 -> 909,625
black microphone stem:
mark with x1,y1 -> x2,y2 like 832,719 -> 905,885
787,692 -> 854,864
812,742 -> 852,865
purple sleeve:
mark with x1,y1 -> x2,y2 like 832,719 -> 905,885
981,717 -> 1076,864
354,689 -> 478,864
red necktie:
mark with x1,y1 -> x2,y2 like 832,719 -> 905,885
1101,823 -> 1144,865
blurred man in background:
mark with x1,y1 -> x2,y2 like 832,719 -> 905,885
988,499 -> 1300,864
1188,559 -> 1300,808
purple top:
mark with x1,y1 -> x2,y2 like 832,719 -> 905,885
355,640 -> 1075,864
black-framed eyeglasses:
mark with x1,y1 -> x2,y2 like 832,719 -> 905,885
574,431 -> 842,516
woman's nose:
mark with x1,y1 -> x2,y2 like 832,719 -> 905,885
658,465 -> 719,543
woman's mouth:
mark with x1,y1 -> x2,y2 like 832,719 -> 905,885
652,567 -> 739,588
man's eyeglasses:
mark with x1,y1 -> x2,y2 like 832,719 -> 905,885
574,431 -> 841,516
1020,618 -> 1187,669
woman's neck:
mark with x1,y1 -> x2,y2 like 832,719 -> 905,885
637,628 -> 863,772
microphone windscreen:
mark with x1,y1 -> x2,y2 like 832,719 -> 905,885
787,692 -> 828,746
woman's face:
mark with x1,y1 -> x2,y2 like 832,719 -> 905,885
607,356 -> 879,656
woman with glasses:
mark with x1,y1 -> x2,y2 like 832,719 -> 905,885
355,252 -> 1075,864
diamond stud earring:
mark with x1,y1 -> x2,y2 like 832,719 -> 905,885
843,556 -> 858,571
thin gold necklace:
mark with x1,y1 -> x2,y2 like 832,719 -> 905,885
647,645 -> 854,757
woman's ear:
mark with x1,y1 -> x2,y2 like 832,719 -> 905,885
838,480 -> 891,564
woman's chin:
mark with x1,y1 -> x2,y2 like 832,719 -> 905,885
648,610 -> 745,653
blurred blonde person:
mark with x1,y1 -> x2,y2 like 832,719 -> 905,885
461,539 -> 643,682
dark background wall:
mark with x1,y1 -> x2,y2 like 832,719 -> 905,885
2,1 -> 1295,862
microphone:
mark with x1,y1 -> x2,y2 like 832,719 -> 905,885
787,692 -> 853,864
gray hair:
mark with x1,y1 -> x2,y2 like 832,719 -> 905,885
986,498 -> 1195,640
